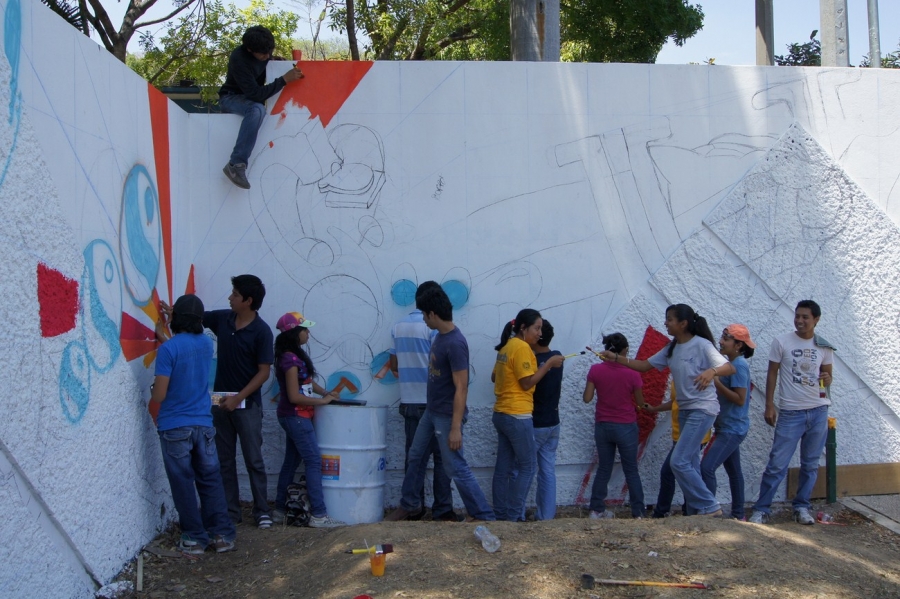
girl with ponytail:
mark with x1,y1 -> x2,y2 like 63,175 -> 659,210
491,309 -> 564,521
583,332 -> 648,519
598,304 -> 734,517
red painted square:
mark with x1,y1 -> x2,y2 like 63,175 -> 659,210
37,263 -> 79,337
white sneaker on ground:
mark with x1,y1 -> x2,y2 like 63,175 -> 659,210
589,510 -> 615,519
748,511 -> 769,524
309,514 -> 347,528
794,507 -> 815,525
271,509 -> 286,525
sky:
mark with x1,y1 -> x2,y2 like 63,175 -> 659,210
111,0 -> 900,66
656,0 -> 900,65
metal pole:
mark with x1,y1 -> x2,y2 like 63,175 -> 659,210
868,0 -> 881,68
756,0 -> 774,66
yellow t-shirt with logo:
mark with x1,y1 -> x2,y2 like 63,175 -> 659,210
670,382 -> 711,444
492,337 -> 537,415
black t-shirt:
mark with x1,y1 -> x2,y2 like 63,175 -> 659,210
533,350 -> 563,428
203,309 -> 274,406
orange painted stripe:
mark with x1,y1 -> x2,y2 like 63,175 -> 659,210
270,61 -> 373,128
148,84 -> 173,305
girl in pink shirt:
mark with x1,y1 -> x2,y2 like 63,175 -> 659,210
583,333 -> 647,518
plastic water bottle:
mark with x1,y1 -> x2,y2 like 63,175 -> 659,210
473,525 -> 500,553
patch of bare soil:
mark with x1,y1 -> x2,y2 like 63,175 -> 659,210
112,503 -> 900,599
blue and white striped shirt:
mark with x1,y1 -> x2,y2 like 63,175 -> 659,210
389,310 -> 438,404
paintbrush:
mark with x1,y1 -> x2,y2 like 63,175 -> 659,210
585,346 -> 604,358
563,351 -> 587,359
345,544 -> 394,555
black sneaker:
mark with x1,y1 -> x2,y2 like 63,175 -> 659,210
223,162 -> 250,189
435,510 -> 465,522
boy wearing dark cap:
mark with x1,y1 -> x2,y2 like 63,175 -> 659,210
160,274 -> 275,529
219,25 -> 304,189
152,295 -> 236,554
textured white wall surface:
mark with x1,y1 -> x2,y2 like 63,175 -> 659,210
4,0 -> 900,595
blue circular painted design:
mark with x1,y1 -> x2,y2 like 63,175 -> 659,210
391,279 -> 417,306
442,280 -> 469,309
326,371 -> 362,399
59,340 -> 91,424
144,187 -> 156,225
371,350 -> 397,385
120,164 -> 161,306
82,239 -> 122,374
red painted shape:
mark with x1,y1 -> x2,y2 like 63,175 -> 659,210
147,84 -> 173,305
635,326 -> 671,445
185,265 -> 196,295
270,61 -> 374,127
37,263 -> 78,337
120,311 -> 157,361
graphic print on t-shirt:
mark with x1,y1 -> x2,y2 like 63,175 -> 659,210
790,348 -> 819,388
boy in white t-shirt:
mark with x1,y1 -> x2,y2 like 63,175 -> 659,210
748,300 -> 834,525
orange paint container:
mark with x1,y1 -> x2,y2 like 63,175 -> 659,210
370,552 -> 385,576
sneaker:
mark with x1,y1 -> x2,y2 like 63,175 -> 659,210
794,507 -> 815,525
748,511 -> 769,524
589,510 -> 615,520
271,509 -> 286,525
309,514 -> 347,528
257,514 -> 273,529
177,535 -> 206,555
211,535 -> 235,553
435,510 -> 466,522
223,162 -> 250,189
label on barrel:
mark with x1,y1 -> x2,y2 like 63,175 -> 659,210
322,454 -> 341,480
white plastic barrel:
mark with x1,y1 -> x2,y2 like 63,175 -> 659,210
314,404 -> 387,524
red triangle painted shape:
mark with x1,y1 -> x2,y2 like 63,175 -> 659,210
635,326 -> 671,445
120,311 -> 157,361
270,61 -> 374,128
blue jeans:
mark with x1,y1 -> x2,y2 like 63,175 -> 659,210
533,424 -> 560,520
653,443 -> 677,517
400,409 -> 495,520
212,402 -> 269,522
158,426 -> 235,546
218,93 -> 267,166
753,406 -> 829,513
400,403 -> 453,518
276,416 -> 327,517
492,412 -> 536,521
590,422 -> 645,517
701,431 -> 747,519
671,409 -> 720,515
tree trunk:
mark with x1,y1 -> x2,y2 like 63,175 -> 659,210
510,0 -> 538,60
346,0 -> 359,60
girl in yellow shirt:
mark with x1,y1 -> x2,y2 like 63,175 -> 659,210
491,309 -> 564,521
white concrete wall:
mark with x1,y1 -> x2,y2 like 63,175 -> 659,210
4,0 -> 900,594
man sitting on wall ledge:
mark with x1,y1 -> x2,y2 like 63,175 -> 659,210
219,26 -> 304,190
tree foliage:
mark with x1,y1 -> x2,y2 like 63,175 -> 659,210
561,0 -> 703,63
82,0 -> 206,62
328,0 -> 702,62
40,0 -> 87,33
128,0 -> 299,92
774,30 -> 821,67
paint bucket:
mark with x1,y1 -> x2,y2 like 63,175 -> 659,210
314,404 -> 387,524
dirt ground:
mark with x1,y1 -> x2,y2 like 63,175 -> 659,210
109,503 -> 900,599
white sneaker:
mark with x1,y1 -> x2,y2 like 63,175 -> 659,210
794,507 -> 815,525
589,510 -> 615,519
748,511 -> 769,524
271,509 -> 286,525
309,514 -> 347,528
